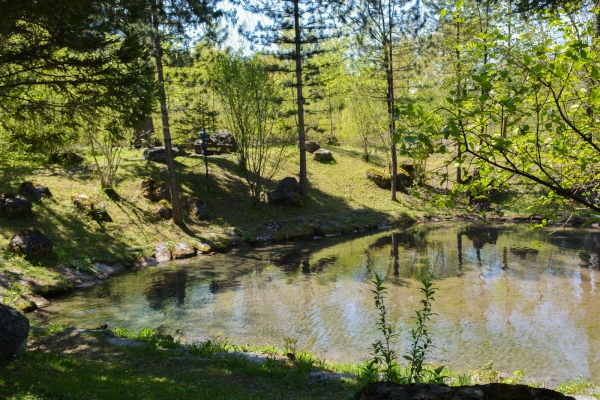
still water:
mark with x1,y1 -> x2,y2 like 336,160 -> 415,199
37,223 -> 600,382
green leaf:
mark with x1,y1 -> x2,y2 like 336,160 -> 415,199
524,54 -> 532,64
456,0 -> 464,9
440,8 -> 447,17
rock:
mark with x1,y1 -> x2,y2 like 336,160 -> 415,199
158,207 -> 172,219
71,195 -> 111,222
302,141 -> 321,153
253,233 -> 275,244
401,161 -> 418,181
0,193 -> 32,217
0,304 -> 30,360
18,182 -> 52,201
8,229 -> 53,257
53,264 -> 100,289
154,243 -> 171,263
132,256 -> 159,268
366,168 -> 414,191
92,263 -> 125,280
197,242 -> 212,254
141,178 -> 170,202
71,194 -> 94,211
59,152 -> 84,164
143,147 -> 180,162
265,220 -> 286,231
89,209 -> 112,222
266,177 -> 301,204
172,242 -> 196,259
323,135 -> 339,146
186,197 -> 208,220
351,383 -> 576,400
313,148 -> 334,162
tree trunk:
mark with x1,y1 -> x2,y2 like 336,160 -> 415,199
133,117 -> 154,148
455,18 -> 462,184
294,0 -> 308,199
151,0 -> 182,224
384,20 -> 397,201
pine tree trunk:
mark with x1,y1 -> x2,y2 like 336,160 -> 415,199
151,0 -> 182,224
294,0 -> 308,199
384,27 -> 397,201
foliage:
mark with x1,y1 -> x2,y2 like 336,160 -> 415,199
366,273 -> 445,384
210,53 -> 290,206
366,273 -> 401,382
404,275 -> 444,383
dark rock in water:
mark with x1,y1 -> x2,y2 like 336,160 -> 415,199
266,177 -> 301,204
141,178 -> 170,202
143,147 -> 180,162
0,193 -> 33,217
0,304 -> 30,360
313,148 -> 334,162
302,141 -> 321,153
9,229 -> 53,257
186,197 -> 208,220
18,182 -> 52,201
351,382 -> 575,400
172,242 -> 196,259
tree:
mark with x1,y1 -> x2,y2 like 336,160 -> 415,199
351,0 -> 425,200
146,0 -> 222,224
239,0 -> 349,199
441,7 -> 600,213
0,0 -> 155,126
211,53 -> 289,206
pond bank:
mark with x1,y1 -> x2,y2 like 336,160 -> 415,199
1,326 -> 598,400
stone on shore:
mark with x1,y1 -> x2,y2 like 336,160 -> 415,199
303,141 -> 321,153
0,193 -> 32,217
266,177 -> 301,205
154,243 -> 171,263
172,242 -> 196,259
18,182 -> 52,201
8,229 -> 53,257
351,382 -> 576,400
143,147 -> 180,162
313,148 -> 334,162
186,197 -> 208,220
0,304 -> 30,360
142,178 -> 170,202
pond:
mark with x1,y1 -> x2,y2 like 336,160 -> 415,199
35,222 -> 600,383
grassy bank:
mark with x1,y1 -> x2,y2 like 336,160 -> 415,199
0,145 -> 546,312
1,326 -> 598,400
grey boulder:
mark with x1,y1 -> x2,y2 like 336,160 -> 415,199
18,182 -> 52,201
143,147 -> 180,162
9,229 -> 53,257
313,148 -> 334,162
0,193 -> 32,217
0,304 -> 30,360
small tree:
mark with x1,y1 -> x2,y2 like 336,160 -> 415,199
211,54 -> 289,206
86,112 -> 126,189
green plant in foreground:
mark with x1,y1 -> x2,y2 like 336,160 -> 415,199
366,273 -> 446,384
366,273 -> 400,382
404,275 -> 444,383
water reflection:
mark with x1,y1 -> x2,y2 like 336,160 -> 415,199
36,223 -> 600,382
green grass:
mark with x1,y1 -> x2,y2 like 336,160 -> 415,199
2,327 -> 598,400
